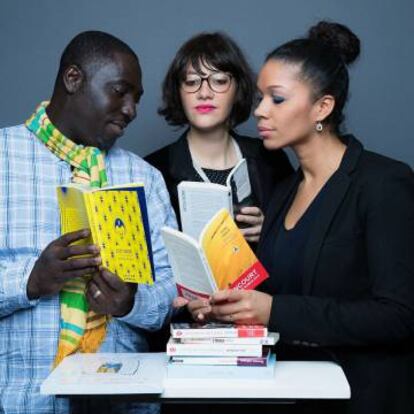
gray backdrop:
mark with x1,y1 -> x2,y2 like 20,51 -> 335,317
1,0 -> 413,167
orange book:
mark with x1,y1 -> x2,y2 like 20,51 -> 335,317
161,209 -> 268,300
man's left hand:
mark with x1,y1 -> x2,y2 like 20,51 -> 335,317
86,268 -> 137,317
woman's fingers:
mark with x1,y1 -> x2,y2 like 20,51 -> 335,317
173,296 -> 189,308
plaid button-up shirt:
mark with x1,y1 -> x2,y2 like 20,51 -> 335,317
0,124 -> 177,414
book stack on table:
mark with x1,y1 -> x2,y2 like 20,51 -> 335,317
166,322 -> 279,379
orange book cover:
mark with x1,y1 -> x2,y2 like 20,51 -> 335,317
162,209 -> 268,300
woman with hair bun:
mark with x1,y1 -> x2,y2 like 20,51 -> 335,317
198,21 -> 414,413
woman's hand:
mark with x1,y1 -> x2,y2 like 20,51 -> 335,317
173,296 -> 212,322
209,289 -> 273,325
236,206 -> 264,243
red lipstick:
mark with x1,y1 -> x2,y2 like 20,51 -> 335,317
195,105 -> 216,114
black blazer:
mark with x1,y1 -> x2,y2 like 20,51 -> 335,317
145,130 -> 293,227
258,135 -> 414,413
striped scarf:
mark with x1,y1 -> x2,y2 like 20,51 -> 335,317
26,101 -> 109,367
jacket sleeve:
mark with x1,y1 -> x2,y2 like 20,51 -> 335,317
269,163 -> 414,346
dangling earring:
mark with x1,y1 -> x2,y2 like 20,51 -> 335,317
316,121 -> 323,132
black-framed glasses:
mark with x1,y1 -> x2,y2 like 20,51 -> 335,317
181,72 -> 233,93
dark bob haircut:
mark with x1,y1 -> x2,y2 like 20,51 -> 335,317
159,32 -> 254,128
265,21 -> 360,134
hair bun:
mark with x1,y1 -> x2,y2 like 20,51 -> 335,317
308,21 -> 360,65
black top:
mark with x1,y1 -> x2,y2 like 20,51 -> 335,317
200,167 -> 233,186
261,185 -> 327,296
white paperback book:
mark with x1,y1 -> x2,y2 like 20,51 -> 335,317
177,332 -> 280,345
40,353 -> 168,395
166,337 -> 264,357
161,209 -> 269,300
178,158 -> 252,240
167,354 -> 276,380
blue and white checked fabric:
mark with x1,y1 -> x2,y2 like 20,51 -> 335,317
0,124 -> 178,414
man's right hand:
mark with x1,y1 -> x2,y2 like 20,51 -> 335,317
27,229 -> 101,300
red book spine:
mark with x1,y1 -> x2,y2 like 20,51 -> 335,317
236,327 -> 267,337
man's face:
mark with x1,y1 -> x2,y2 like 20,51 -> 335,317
73,52 -> 143,151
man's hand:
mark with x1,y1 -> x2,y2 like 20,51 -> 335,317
209,289 -> 273,325
236,206 -> 264,243
27,229 -> 101,300
86,269 -> 137,317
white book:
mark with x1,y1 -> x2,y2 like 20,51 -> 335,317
178,158 -> 252,240
167,354 -> 276,380
161,209 -> 268,300
40,353 -> 168,395
169,349 -> 271,367
167,337 -> 264,357
170,322 -> 268,339
177,332 -> 280,346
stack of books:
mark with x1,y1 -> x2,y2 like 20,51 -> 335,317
166,322 -> 279,379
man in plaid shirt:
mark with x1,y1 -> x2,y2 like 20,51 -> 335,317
0,31 -> 177,414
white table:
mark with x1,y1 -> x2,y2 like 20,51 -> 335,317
42,353 -> 350,403
162,361 -> 350,401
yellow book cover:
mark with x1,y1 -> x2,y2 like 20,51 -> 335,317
57,183 -> 154,284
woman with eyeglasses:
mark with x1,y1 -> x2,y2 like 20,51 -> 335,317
145,32 -> 293,243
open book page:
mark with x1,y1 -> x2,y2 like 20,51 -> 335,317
57,186 -> 93,246
161,227 -> 216,299
200,209 -> 269,290
226,158 -> 252,206
40,353 -> 167,395
178,181 -> 232,240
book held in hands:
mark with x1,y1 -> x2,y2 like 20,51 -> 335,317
178,158 -> 253,239
57,182 -> 154,284
161,208 -> 268,300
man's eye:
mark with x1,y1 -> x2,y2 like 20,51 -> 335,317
112,86 -> 126,96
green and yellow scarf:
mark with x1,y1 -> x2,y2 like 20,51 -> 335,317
26,101 -> 109,367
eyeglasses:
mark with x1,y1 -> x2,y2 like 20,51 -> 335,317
181,72 -> 233,93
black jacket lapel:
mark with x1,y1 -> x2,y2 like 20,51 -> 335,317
168,131 -> 200,182
302,135 -> 363,294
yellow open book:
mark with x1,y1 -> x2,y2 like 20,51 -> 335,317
57,183 -> 154,284
161,208 -> 268,299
